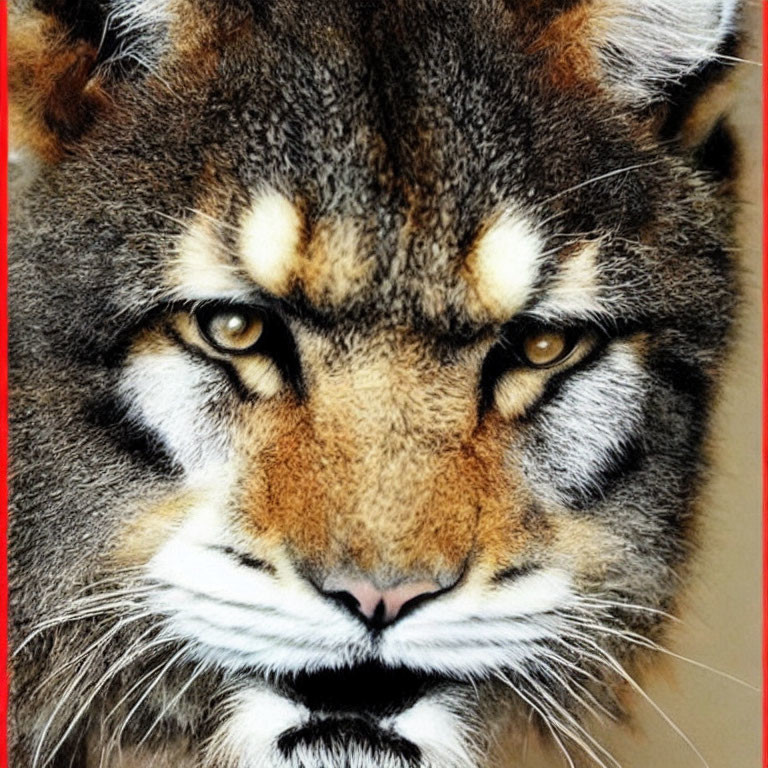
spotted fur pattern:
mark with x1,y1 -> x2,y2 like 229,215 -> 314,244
9,0 -> 743,766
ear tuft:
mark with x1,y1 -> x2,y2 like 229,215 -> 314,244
102,0 -> 173,72
592,0 -> 743,103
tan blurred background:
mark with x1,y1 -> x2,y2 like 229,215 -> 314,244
518,3 -> 764,766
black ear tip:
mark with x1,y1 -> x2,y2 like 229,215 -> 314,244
655,29 -> 743,143
32,0 -> 109,48
694,118 -> 738,183
26,0 -> 150,79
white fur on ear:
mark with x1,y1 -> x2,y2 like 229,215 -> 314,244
593,0 -> 742,102
103,0 -> 173,71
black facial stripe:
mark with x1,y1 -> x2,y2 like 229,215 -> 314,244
516,312 -> 723,427
479,313 -> 650,417
555,436 -> 645,510
210,545 -> 278,575
167,321 -> 305,404
649,353 -> 711,402
480,335 -> 613,423
84,395 -> 180,475
492,563 -> 538,584
189,300 -> 304,395
167,328 -> 257,403
519,344 -> 650,508
515,342 -> 617,426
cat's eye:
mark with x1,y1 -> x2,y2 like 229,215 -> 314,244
196,306 -> 265,354
520,329 -> 576,368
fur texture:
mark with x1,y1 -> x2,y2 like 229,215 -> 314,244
9,0 -> 743,766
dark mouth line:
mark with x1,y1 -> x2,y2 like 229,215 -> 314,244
275,661 -> 456,718
159,578 -> 561,628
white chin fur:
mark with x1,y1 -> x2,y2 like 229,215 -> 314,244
207,687 -> 477,768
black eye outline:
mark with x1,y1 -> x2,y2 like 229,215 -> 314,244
195,304 -> 266,356
478,319 -> 591,414
191,300 -> 304,395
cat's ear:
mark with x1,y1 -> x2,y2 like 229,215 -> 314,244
591,0 -> 742,104
9,0 -> 171,162
537,0 -> 743,105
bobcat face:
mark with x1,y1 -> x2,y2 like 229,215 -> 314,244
9,0 -> 742,766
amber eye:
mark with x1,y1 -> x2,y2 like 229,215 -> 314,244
196,306 -> 264,354
521,329 -> 573,368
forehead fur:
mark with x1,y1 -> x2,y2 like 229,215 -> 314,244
169,217 -> 249,299
533,240 -> 603,318
10,0 -> 738,355
176,193 -> 551,324
237,190 -> 377,304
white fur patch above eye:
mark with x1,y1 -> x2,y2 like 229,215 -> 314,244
239,190 -> 303,296
168,219 -> 254,301
593,0 -> 742,102
535,241 -> 603,319
466,211 -> 544,319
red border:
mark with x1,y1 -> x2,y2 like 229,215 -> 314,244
1,0 -> 9,763
763,1 -> 768,765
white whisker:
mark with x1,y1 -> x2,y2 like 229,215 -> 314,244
496,670 -> 577,768
137,659 -> 208,747
515,666 -> 622,768
562,635 -> 710,768
560,614 -> 759,691
536,161 -> 665,208
116,646 -> 190,747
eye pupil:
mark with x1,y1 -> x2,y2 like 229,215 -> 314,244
522,330 -> 568,367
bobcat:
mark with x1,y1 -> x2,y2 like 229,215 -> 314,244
8,0 -> 747,766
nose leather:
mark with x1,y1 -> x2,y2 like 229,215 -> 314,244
323,577 -> 442,626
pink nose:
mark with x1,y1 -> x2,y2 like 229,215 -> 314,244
323,577 -> 442,626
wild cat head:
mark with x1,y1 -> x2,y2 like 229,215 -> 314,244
9,0 -> 742,766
